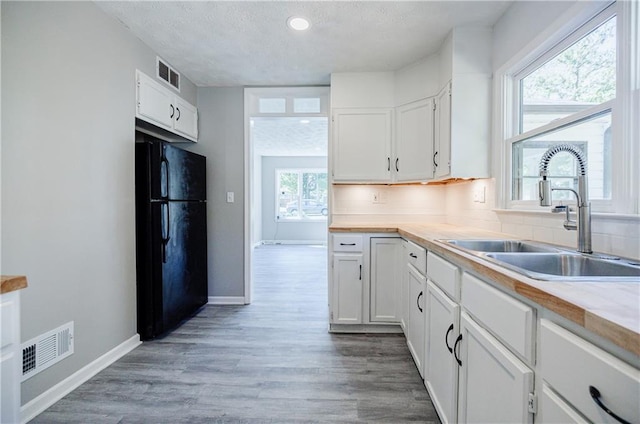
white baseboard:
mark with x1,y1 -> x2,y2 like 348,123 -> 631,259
21,334 -> 141,423
260,240 -> 327,245
208,296 -> 246,305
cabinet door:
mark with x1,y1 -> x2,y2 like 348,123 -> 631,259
407,265 -> 426,378
331,254 -> 363,324
370,238 -> 403,323
434,82 -> 451,179
0,292 -> 20,424
395,98 -> 435,182
173,96 -> 198,140
424,281 -> 460,424
457,312 -> 534,424
332,109 -> 392,182
137,71 -> 174,130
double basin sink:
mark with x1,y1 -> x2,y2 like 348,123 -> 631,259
443,239 -> 640,282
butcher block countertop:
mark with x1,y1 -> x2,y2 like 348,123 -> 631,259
1,275 -> 28,295
330,222 -> 640,357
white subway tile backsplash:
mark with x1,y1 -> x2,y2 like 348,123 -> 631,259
333,178 -> 639,259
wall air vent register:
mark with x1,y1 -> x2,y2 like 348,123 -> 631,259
157,57 -> 180,91
21,321 -> 74,381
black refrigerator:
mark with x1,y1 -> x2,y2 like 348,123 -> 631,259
135,133 -> 208,340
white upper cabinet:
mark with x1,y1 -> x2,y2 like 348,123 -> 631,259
434,27 -> 491,180
136,70 -> 198,142
332,108 -> 393,182
395,98 -> 435,182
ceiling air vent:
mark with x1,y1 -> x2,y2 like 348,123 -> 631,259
157,57 -> 180,91
21,321 -> 74,381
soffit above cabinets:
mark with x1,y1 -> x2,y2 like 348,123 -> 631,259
96,1 -> 511,87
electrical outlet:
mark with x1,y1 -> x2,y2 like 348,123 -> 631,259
473,186 -> 486,203
372,192 -> 379,203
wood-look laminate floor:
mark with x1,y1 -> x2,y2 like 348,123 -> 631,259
33,245 -> 440,423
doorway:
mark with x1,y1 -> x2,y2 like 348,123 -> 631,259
244,87 -> 330,304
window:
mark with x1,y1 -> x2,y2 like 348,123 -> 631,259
500,1 -> 640,213
276,169 -> 328,220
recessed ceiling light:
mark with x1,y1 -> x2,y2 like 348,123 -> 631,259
287,16 -> 310,31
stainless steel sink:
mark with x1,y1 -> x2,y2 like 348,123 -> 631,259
483,253 -> 640,282
445,239 -> 562,253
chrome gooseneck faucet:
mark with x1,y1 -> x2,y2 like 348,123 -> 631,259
538,144 -> 592,254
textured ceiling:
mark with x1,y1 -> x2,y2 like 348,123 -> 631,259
251,117 -> 328,157
97,1 -> 512,87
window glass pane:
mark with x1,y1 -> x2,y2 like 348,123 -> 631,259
512,111 -> 611,201
277,170 -> 328,220
259,98 -> 286,114
520,17 -> 616,133
294,97 -> 321,113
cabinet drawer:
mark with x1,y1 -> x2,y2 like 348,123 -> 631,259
332,234 -> 363,252
540,320 -> 640,424
426,252 -> 459,300
406,241 -> 426,275
461,272 -> 534,362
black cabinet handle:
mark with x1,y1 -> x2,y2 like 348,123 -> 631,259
409,253 -> 418,259
433,151 -> 439,167
170,104 -> 175,118
417,291 -> 423,313
589,386 -> 631,424
340,243 -> 356,246
445,323 -> 454,353
387,157 -> 391,171
359,264 -> 362,281
395,158 -> 399,172
453,334 -> 463,366
176,107 -> 181,121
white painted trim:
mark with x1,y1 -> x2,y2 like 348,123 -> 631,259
243,88 -> 252,306
21,335 -> 141,424
207,296 -> 246,305
261,240 -> 327,245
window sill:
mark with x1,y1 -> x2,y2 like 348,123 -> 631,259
493,208 -> 639,222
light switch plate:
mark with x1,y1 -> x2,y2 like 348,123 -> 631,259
226,192 -> 234,203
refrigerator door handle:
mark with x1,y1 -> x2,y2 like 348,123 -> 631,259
160,156 -> 170,199
161,202 -> 170,263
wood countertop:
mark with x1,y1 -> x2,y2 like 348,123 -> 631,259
330,222 -> 640,357
1,275 -> 28,295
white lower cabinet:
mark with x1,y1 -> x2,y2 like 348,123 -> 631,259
407,264 -> 426,377
370,238 -> 403,323
457,312 -> 534,423
424,281 -> 459,424
424,252 -> 534,424
331,254 -> 363,324
1,290 -> 21,424
539,319 -> 640,424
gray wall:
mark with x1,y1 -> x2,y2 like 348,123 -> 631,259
261,156 -> 328,243
1,1 -> 197,404
182,88 -> 245,298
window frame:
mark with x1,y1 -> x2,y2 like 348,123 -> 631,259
495,1 -> 639,215
275,168 -> 328,222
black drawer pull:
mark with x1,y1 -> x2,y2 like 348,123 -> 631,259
340,243 -> 356,246
589,386 -> 631,424
409,253 -> 418,259
445,324 -> 454,353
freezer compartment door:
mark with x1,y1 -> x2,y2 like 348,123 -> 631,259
150,141 -> 206,201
